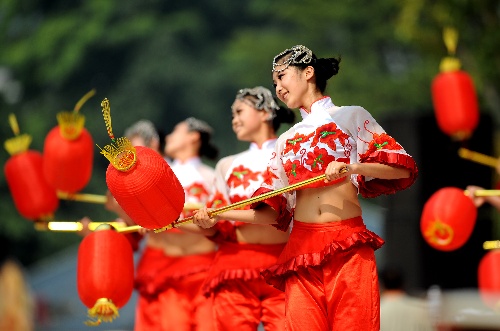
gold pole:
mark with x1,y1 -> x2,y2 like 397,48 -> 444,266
154,166 -> 349,233
57,191 -> 107,204
483,241 -> 500,250
34,221 -> 126,232
458,148 -> 498,168
464,190 -> 500,197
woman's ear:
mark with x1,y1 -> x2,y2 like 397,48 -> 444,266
304,66 -> 315,80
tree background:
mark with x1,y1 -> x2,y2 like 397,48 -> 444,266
1,0 -> 499,281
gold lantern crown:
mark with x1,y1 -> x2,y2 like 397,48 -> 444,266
97,98 -> 137,172
4,114 -> 32,156
439,27 -> 461,73
57,89 -> 96,140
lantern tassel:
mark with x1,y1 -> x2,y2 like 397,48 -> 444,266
84,298 -> 119,326
101,98 -> 115,142
458,148 -> 498,168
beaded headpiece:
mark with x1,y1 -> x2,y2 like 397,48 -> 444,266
272,45 -> 314,73
236,86 -> 280,120
185,117 -> 213,135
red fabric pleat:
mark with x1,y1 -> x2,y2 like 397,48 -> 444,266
262,217 -> 384,291
357,150 -> 418,198
135,247 -> 215,299
202,242 -> 285,296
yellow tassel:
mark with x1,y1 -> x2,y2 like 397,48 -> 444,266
84,298 -> 119,326
74,89 -> 96,113
101,98 -> 114,141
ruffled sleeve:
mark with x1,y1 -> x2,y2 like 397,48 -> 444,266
337,106 -> 418,198
250,134 -> 295,231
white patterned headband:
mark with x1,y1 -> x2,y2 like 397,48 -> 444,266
236,86 -> 280,120
272,45 -> 314,73
185,117 -> 213,135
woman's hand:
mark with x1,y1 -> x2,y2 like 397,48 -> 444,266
193,207 -> 219,229
466,185 -> 486,207
324,161 -> 350,182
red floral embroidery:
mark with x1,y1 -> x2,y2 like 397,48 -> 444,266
262,167 -> 279,186
227,165 -> 260,189
304,146 -> 335,173
229,194 -> 251,209
284,132 -> 314,155
207,191 -> 228,209
359,133 -> 403,160
185,182 -> 209,201
283,159 -> 302,179
311,122 -> 350,150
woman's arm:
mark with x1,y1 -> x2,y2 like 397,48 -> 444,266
325,161 -> 411,182
177,223 -> 217,236
193,205 -> 278,229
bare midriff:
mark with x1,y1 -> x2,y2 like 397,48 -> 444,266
236,223 -> 289,245
294,179 -> 362,223
146,231 -> 216,257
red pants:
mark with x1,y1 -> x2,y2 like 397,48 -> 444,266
262,217 -> 384,331
285,245 -> 379,331
134,248 -> 216,331
204,242 -> 286,331
213,278 -> 285,331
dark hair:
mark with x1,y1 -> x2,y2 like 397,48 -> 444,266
272,104 -> 295,131
273,45 -> 341,93
198,131 -> 218,160
185,117 -> 219,160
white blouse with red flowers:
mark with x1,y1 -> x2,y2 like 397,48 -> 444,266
252,96 -> 418,231
209,139 -> 277,210
171,157 -> 215,217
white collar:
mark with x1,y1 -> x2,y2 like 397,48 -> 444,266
249,138 -> 277,151
172,157 -> 202,168
299,96 -> 334,119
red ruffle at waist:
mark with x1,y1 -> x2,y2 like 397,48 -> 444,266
202,241 -> 286,296
135,247 -> 215,298
261,216 -> 384,291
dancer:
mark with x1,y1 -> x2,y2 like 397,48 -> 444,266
133,118 -> 218,331
194,45 -> 418,331
183,86 -> 295,330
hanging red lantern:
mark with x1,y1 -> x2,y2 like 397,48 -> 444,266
420,186 -> 477,251
4,114 -> 59,221
98,98 -> 185,230
478,249 -> 500,310
431,27 -> 479,141
43,90 -> 95,194
77,224 -> 134,325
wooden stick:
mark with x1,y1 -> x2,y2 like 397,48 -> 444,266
458,148 -> 498,168
34,221 -> 126,232
153,166 -> 349,233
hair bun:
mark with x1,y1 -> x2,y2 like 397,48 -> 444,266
316,57 -> 341,80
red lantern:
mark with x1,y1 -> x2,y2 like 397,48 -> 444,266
478,250 -> 500,310
43,90 -> 95,194
4,115 -> 59,221
99,99 -> 185,230
420,187 -> 477,251
431,28 -> 479,141
77,225 -> 134,325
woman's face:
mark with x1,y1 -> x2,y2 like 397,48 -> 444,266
272,66 -> 307,109
164,121 -> 196,158
231,99 -> 267,142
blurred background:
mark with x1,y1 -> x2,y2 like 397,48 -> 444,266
1,0 -> 500,330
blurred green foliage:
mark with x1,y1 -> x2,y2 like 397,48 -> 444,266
0,0 -> 499,266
